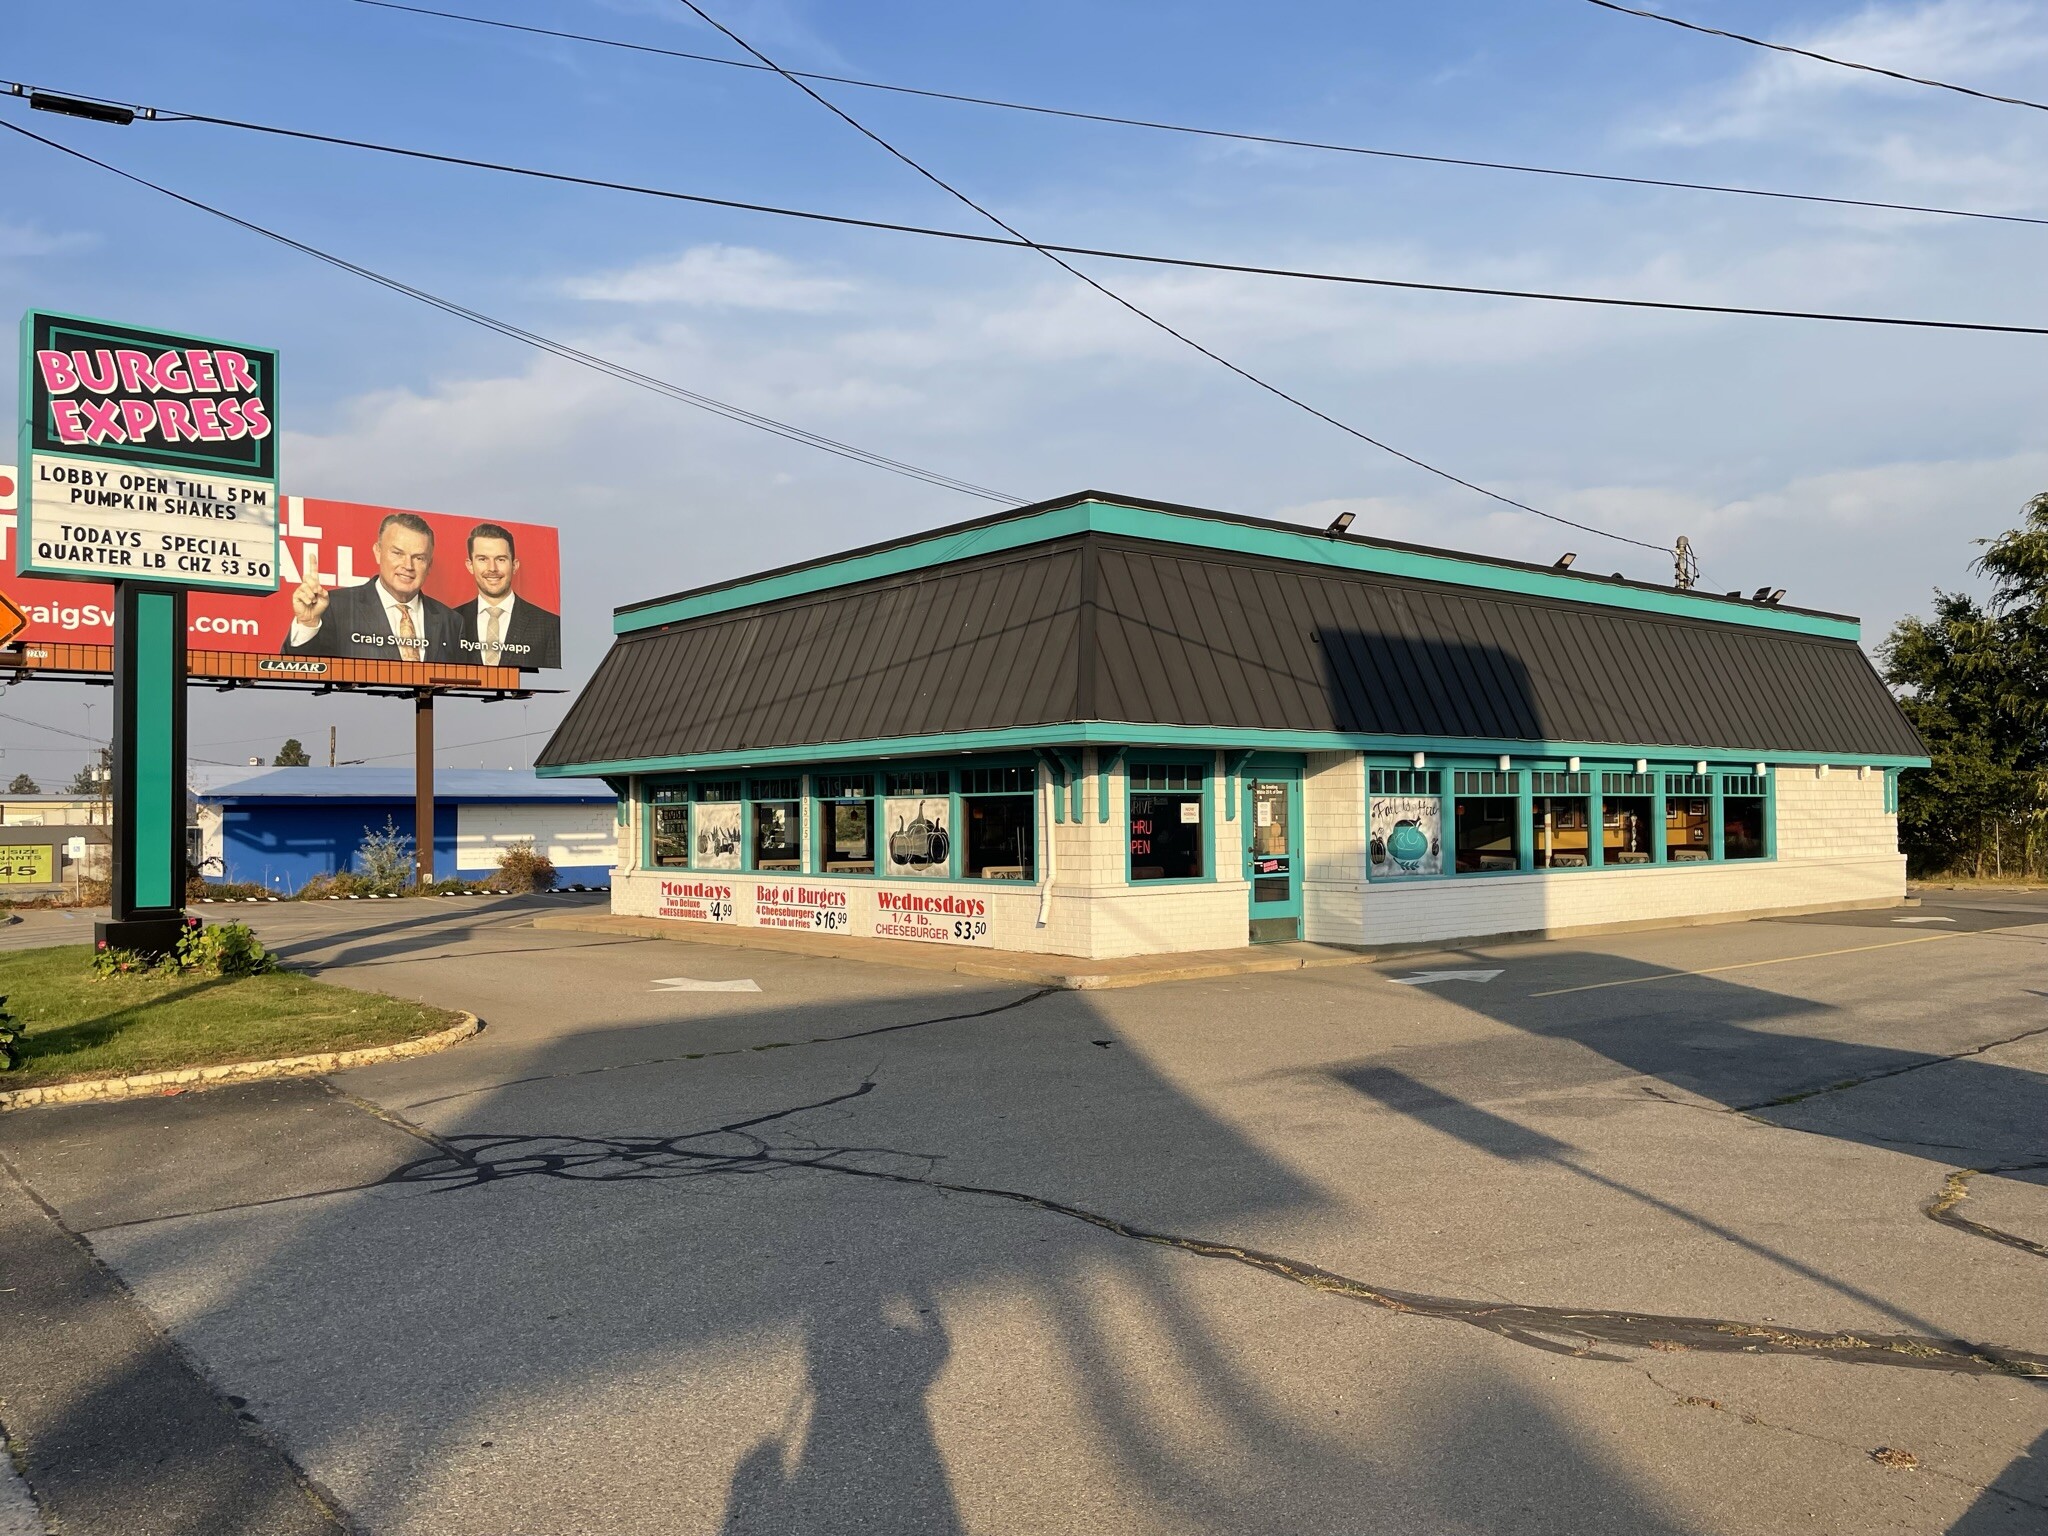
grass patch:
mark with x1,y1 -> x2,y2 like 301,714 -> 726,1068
0,945 -> 461,1089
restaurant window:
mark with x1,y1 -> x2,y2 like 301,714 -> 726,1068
1453,770 -> 1520,873
691,780 -> 743,871
1129,762 -> 1205,881
750,776 -> 802,871
882,769 -> 952,879
961,765 -> 1036,881
1665,773 -> 1712,863
1600,772 -> 1656,865
650,785 -> 690,868
1369,768 -> 1443,879
817,772 -> 875,874
1721,773 -> 1768,860
1528,771 -> 1591,869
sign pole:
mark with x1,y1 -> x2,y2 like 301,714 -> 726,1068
415,688 -> 434,888
102,581 -> 187,953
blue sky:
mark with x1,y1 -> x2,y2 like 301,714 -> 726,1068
3,0 -> 2048,772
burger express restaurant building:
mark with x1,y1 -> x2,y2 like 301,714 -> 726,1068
536,494 -> 1926,959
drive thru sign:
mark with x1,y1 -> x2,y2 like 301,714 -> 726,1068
17,309 -> 280,953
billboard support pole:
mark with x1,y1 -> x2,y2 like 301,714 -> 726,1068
415,688 -> 435,888
100,581 -> 188,956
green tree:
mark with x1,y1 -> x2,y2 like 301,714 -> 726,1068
5,773 -> 39,795
64,749 -> 111,797
1882,494 -> 2048,877
273,737 -> 312,767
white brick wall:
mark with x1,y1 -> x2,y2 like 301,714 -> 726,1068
603,757 -> 1905,957
1305,762 -> 1905,948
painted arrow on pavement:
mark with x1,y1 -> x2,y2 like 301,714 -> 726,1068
1892,916 -> 1956,924
652,977 -> 762,992
1388,969 -> 1503,986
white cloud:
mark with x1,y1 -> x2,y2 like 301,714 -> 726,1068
565,244 -> 856,311
0,220 -> 95,259
1648,0 -> 2048,144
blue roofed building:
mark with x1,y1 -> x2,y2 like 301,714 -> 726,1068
188,767 -> 618,893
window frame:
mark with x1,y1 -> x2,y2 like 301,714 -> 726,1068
1126,757 -> 1214,885
1364,757 -> 1777,879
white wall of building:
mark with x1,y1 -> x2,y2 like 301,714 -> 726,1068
456,801 -> 618,875
606,757 -> 1905,959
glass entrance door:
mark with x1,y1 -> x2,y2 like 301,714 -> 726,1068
1244,759 -> 1302,942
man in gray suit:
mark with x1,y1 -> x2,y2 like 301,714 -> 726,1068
283,512 -> 460,664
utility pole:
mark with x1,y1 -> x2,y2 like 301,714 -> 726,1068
414,689 -> 435,888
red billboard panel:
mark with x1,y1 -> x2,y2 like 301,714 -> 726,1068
0,467 -> 560,686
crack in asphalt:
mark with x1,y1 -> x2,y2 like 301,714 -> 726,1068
365,1079 -> 2048,1381
1735,1020 -> 2048,1112
1638,1368 -> 2048,1515
398,986 -> 1059,1110
1926,1161 -> 2048,1261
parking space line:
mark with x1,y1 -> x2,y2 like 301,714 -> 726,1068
1529,932 -> 1966,997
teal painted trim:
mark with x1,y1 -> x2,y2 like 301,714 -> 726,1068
132,591 -> 177,909
1587,776 -> 1605,871
1513,770 -> 1534,873
1709,785 -> 1726,864
1098,746 -> 1127,824
1221,749 -> 1254,822
615,498 -> 1860,640
1765,770 -> 1779,861
540,723 -> 1928,780
1651,779 -> 1668,865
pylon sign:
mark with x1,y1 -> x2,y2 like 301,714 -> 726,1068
16,309 -> 280,953
18,310 -> 279,593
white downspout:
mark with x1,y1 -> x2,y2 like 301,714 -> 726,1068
1036,761 -> 1057,928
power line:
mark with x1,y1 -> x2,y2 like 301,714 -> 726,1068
1582,0 -> 2048,115
354,726 -> 555,761
662,2 -> 1669,555
0,119 -> 1024,507
23,95 -> 2037,338
349,0 -> 2048,231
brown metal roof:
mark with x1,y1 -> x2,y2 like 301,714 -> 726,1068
540,533 -> 1922,769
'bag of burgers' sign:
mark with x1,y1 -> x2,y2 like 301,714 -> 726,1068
17,310 -> 279,594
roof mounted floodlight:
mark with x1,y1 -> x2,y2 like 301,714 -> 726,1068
1325,510 -> 1356,537
1553,552 -> 1577,569
1752,586 -> 1772,601
1766,589 -> 1786,604
1724,590 -> 1742,598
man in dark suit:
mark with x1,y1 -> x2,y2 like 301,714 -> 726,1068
455,522 -> 561,671
283,511 -> 461,664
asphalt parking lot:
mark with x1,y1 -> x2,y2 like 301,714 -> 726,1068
1,889 -> 2044,1535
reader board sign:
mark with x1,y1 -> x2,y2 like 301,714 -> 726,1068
19,312 -> 279,593
0,472 -> 562,680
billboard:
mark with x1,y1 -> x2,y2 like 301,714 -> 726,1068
0,469 -> 561,684
19,311 -> 280,593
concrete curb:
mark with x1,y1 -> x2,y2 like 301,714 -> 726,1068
531,912 -> 1373,990
0,1012 -> 481,1112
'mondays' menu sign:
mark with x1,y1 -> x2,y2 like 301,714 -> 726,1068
18,311 -> 279,593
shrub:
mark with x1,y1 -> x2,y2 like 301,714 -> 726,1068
493,840 -> 557,894
0,996 -> 21,1071
297,869 -> 372,900
189,877 -> 273,901
355,817 -> 417,894
91,942 -> 158,979
176,921 -> 279,977
78,877 -> 111,908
